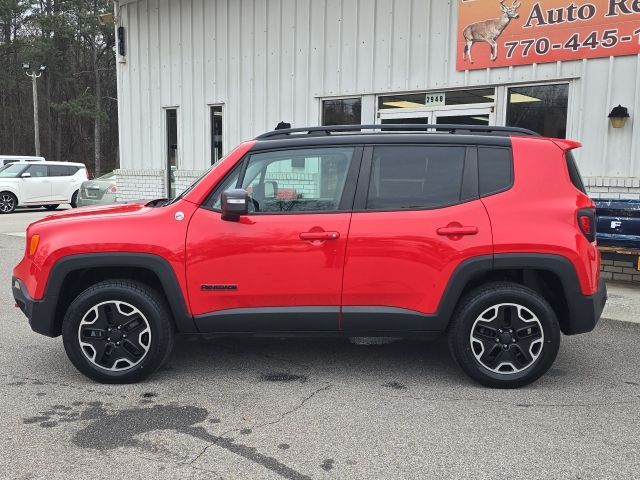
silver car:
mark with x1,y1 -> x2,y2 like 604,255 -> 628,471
77,172 -> 118,207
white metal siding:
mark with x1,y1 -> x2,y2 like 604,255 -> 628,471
116,0 -> 639,178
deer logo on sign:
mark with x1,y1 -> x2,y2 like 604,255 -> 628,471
462,0 -> 521,63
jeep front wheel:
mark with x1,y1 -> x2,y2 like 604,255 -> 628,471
448,282 -> 560,388
62,280 -> 175,383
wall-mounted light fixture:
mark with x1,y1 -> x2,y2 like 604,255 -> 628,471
97,13 -> 115,25
608,105 -> 630,129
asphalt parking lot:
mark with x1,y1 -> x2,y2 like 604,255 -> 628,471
1,209 -> 640,479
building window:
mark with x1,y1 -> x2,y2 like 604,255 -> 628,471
166,108 -> 178,198
378,88 -> 495,110
211,105 -> 223,164
506,84 -> 568,138
322,98 -> 362,126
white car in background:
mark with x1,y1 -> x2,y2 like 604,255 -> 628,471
0,155 -> 46,166
0,161 -> 88,214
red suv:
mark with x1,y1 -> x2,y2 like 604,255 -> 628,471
12,125 -> 607,387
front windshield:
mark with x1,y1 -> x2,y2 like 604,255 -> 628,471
0,164 -> 26,178
170,154 -> 231,204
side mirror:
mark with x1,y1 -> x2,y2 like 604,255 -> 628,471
21,172 -> 31,178
221,189 -> 249,221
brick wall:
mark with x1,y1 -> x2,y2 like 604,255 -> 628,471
601,252 -> 640,284
173,169 -> 205,196
584,177 -> 640,200
115,169 -> 165,201
115,169 -> 205,201
265,172 -> 320,198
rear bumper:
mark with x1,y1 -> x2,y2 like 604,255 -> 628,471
77,194 -> 118,207
12,277 -> 59,337
564,276 -> 607,335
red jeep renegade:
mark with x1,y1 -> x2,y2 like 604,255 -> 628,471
12,125 -> 607,387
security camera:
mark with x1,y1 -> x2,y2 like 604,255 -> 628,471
97,13 -> 115,25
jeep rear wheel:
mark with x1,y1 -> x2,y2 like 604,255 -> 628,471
62,280 -> 174,383
448,282 -> 560,388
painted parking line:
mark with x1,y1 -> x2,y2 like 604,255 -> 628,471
2,232 -> 26,238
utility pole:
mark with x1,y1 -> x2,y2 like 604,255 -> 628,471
22,63 -> 46,157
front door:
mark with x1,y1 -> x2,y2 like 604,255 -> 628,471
186,146 -> 361,333
341,144 -> 493,332
19,164 -> 51,204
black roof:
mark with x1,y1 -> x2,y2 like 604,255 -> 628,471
251,124 -> 536,151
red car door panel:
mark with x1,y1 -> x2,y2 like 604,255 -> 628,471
341,144 -> 493,331
342,201 -> 492,315
186,209 -> 351,316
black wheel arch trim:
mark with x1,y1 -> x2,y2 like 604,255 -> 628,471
343,253 -> 605,335
492,253 -> 606,335
15,253 -> 196,338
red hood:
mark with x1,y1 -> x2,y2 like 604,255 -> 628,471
31,201 -> 151,226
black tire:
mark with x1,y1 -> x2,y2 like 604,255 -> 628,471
448,282 -> 560,389
70,190 -> 79,208
0,191 -> 17,214
62,280 -> 175,383
44,204 -> 60,211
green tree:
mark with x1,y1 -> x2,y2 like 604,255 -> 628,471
0,0 -> 117,175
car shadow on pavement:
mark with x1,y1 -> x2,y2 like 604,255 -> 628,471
163,335 -> 471,387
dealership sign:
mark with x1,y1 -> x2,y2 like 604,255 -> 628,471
457,0 -> 640,70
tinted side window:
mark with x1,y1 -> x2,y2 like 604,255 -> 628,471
366,146 -> 467,210
565,151 -> 586,194
48,165 -> 70,177
240,147 -> 355,213
478,147 -> 513,197
27,164 -> 48,177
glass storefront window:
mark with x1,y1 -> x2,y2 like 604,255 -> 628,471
378,88 -> 495,110
506,84 -> 568,138
165,108 -> 178,198
211,105 -> 223,164
322,98 -> 362,125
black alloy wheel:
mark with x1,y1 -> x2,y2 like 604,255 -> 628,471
0,192 -> 17,213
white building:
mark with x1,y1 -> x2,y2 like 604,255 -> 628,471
113,0 -> 640,201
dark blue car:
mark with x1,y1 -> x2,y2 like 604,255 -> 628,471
595,199 -> 640,249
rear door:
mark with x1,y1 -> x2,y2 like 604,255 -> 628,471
48,165 -> 75,202
342,144 -> 493,332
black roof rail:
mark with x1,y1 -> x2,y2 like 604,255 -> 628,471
256,124 -> 540,140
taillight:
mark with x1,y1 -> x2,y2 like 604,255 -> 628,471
85,166 -> 91,179
107,184 -> 117,194
578,208 -> 596,242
